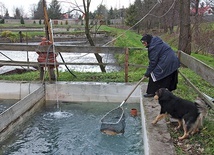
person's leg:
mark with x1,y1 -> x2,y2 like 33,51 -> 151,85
144,76 -> 156,97
39,66 -> 44,81
154,70 -> 178,92
156,75 -> 173,92
168,70 -> 178,91
144,71 -> 178,97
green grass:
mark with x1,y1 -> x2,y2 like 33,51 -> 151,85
192,53 -> 214,68
0,24 -> 213,155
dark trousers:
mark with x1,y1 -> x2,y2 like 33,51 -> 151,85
146,70 -> 178,94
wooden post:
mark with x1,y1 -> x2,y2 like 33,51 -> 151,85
43,0 -> 52,42
124,48 -> 129,82
48,66 -> 56,81
42,0 -> 56,82
177,50 -> 181,60
39,66 -> 44,81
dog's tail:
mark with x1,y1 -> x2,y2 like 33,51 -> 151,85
194,97 -> 208,126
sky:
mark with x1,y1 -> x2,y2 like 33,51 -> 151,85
0,0 -> 135,17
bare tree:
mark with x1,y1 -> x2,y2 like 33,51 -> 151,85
156,0 -> 179,34
0,2 -> 6,17
29,4 -> 37,18
142,0 -> 157,30
13,7 -> 23,19
65,0 -> 106,72
4,9 -> 10,19
82,0 -> 106,72
178,0 -> 191,54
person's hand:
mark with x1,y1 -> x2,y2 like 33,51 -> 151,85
144,75 -> 148,78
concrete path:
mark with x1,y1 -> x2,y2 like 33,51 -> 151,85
142,96 -> 176,155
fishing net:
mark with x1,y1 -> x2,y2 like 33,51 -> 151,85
100,106 -> 126,134
100,77 -> 145,135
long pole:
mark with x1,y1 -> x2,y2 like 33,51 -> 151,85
43,0 -> 52,42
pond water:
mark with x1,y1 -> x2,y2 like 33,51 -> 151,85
0,99 -> 18,114
0,42 -> 121,74
0,101 -> 144,155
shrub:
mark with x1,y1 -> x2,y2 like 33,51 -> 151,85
20,16 -> 25,24
0,18 -> 5,24
1,31 -> 13,37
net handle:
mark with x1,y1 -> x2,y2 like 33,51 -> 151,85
120,76 -> 145,107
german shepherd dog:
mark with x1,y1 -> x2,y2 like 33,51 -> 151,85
152,88 -> 208,140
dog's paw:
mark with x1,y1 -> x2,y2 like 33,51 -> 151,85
154,95 -> 159,100
174,127 -> 179,131
191,128 -> 199,135
166,121 -> 171,124
175,126 -> 181,131
152,120 -> 157,125
178,134 -> 189,141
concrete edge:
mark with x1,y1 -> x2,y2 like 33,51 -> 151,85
0,86 -> 45,143
140,84 -> 149,155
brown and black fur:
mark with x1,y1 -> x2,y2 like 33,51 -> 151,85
152,88 -> 208,140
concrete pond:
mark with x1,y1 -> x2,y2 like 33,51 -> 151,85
0,81 -> 176,155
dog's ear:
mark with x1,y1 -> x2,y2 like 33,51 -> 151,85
159,88 -> 166,96
159,89 -> 163,96
157,88 -> 172,100
155,88 -> 162,96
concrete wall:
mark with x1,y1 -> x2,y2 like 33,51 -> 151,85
0,81 -> 142,103
4,19 -> 86,26
0,81 -> 42,99
0,85 -> 45,142
46,81 -> 142,103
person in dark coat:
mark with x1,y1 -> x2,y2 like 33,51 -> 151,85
140,34 -> 180,97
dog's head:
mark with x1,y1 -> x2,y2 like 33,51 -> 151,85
154,88 -> 172,100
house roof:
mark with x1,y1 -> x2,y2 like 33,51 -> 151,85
191,6 -> 213,15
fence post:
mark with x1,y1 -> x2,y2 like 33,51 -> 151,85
177,50 -> 181,60
124,48 -> 129,82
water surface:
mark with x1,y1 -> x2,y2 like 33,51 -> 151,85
0,99 -> 18,114
0,101 -> 144,155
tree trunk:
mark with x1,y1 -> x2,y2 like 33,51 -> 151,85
193,0 -> 200,53
194,0 -> 200,34
178,0 -> 191,55
83,0 -> 106,73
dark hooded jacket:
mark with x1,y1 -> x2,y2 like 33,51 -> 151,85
144,36 -> 180,81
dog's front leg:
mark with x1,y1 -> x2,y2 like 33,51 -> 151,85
176,119 -> 182,130
152,114 -> 167,124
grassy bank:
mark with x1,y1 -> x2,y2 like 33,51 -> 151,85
0,25 -> 213,155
